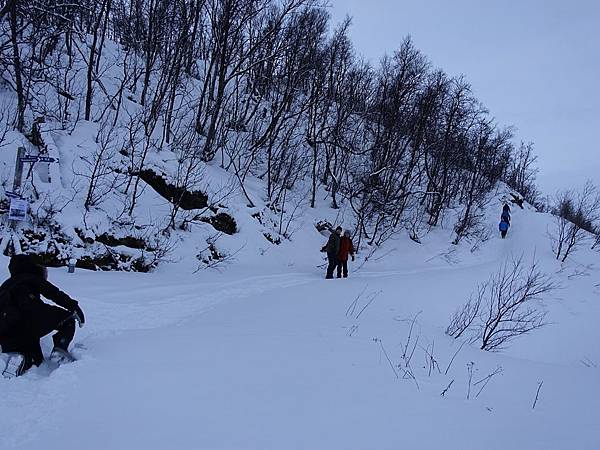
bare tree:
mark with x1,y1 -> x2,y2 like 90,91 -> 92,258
447,255 -> 556,351
446,283 -> 486,341
79,117 -> 125,210
506,141 -> 539,204
550,181 -> 600,262
6,0 -> 26,131
84,0 -> 112,121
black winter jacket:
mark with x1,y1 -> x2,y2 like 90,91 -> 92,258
1,255 -> 78,336
324,232 -> 341,256
0,274 -> 78,313
2,254 -> 78,317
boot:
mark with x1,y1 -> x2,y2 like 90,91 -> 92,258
49,347 -> 76,365
2,353 -> 31,378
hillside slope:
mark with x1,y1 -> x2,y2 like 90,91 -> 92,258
1,196 -> 599,450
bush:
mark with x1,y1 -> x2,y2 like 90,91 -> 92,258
446,256 -> 556,351
550,181 -> 600,262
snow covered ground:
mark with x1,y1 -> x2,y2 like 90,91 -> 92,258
1,199 -> 599,450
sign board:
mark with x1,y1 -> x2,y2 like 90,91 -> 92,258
5,191 -> 21,199
19,155 -> 58,164
8,198 -> 28,221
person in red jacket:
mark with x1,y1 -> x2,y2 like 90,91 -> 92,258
337,230 -> 355,278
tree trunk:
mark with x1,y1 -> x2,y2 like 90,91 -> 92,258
9,2 -> 25,132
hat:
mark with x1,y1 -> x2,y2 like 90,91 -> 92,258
8,254 -> 45,278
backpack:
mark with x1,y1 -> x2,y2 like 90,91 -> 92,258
0,282 -> 22,336
499,221 -> 509,232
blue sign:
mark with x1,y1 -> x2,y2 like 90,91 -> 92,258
38,156 -> 57,163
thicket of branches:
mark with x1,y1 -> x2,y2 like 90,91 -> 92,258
550,181 -> 600,262
0,0 -> 538,244
446,256 -> 556,351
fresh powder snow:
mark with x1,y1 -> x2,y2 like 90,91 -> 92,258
1,194 -> 599,450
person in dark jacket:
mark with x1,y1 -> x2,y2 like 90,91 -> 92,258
499,220 -> 509,239
0,254 -> 85,377
321,226 -> 342,279
337,230 -> 355,278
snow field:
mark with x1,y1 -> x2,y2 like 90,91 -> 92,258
1,196 -> 599,450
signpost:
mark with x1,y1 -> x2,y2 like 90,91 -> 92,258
20,155 -> 39,163
3,147 -> 60,253
9,147 -> 26,231
13,147 -> 25,193
5,148 -> 58,233
17,155 -> 59,164
8,198 -> 28,221
5,191 -> 21,199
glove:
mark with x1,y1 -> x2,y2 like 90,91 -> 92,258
72,304 -> 85,328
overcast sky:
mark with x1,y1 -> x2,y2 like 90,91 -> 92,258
330,0 -> 600,197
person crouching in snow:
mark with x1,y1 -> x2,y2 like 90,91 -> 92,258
337,230 -> 355,278
321,226 -> 342,279
0,254 -> 85,377
499,220 -> 510,239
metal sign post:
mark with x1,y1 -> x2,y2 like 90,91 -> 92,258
12,147 -> 25,193
5,148 -> 59,253
10,147 -> 26,231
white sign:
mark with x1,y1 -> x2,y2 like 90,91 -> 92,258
5,191 -> 21,199
8,198 -> 28,221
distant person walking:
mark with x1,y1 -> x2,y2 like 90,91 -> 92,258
499,202 -> 511,239
501,204 -> 511,225
337,230 -> 355,278
321,226 -> 342,279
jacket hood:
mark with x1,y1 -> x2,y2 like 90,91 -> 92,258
8,254 -> 45,278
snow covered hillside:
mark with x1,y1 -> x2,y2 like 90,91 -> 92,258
1,197 -> 599,450
0,0 -> 543,274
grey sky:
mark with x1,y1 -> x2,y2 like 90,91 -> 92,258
330,0 -> 600,196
